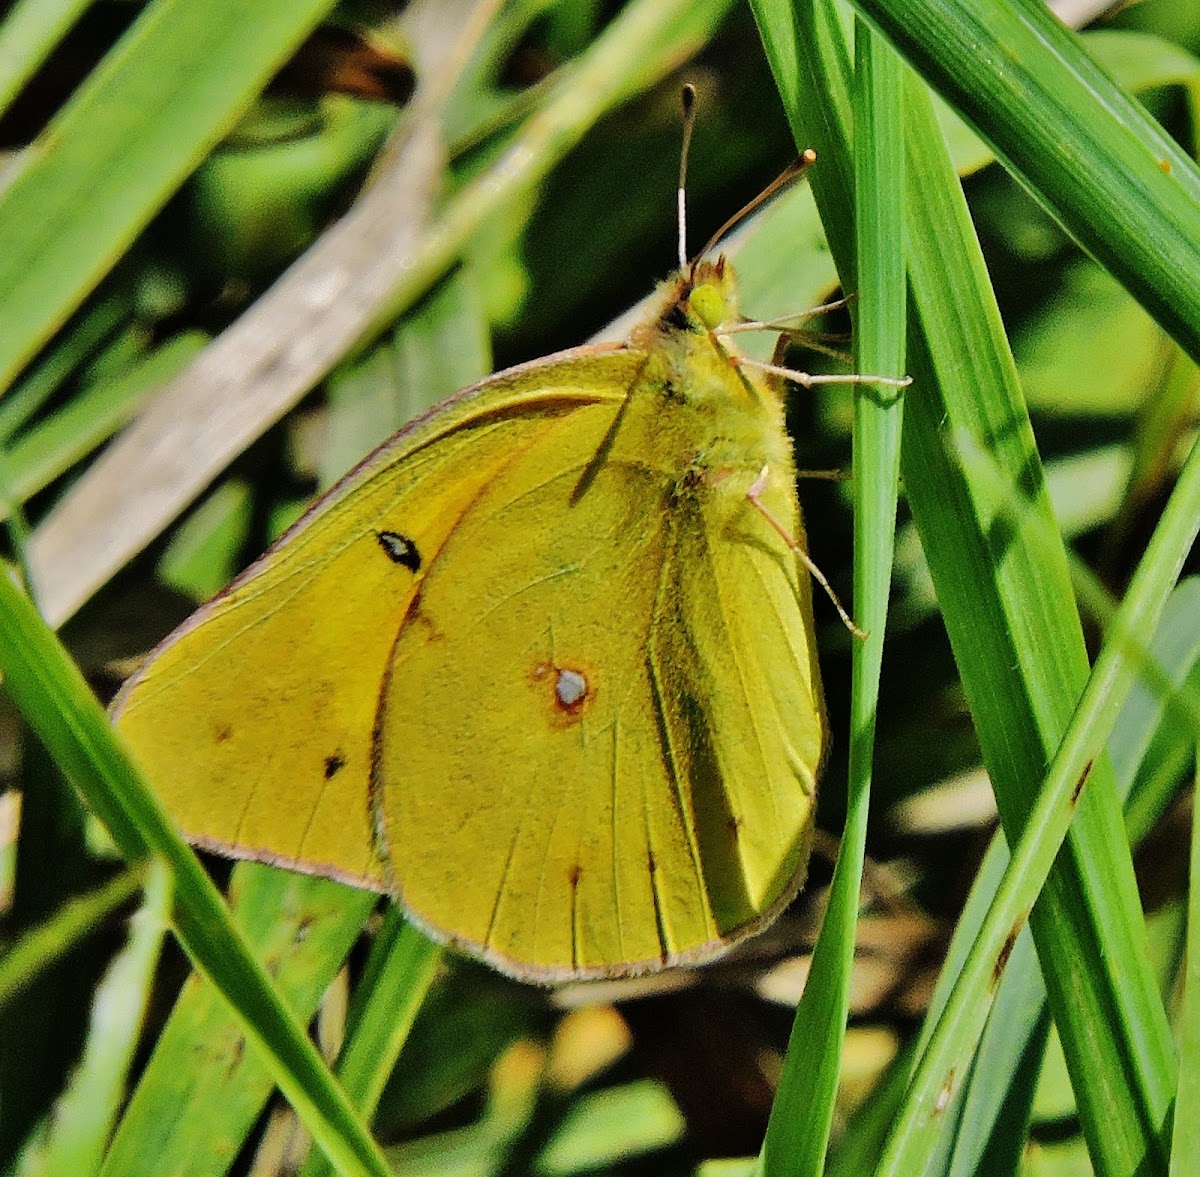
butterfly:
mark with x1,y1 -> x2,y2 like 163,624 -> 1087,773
110,136 -> 888,982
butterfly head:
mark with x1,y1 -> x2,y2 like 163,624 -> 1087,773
683,256 -> 737,332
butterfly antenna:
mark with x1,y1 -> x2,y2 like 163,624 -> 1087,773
678,83 -> 698,272
692,149 -> 817,266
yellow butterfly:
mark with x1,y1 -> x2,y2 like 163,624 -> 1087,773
112,157 -> 856,982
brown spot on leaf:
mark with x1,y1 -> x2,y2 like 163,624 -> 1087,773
226,1035 -> 245,1075
935,1069 -> 955,1113
993,924 -> 1019,988
1072,759 -> 1093,805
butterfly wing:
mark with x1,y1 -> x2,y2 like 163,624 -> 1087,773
115,272 -> 827,981
373,371 -> 825,980
112,347 -> 639,890
652,462 -> 824,945
373,421 -> 713,976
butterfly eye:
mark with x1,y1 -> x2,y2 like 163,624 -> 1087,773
688,283 -> 726,330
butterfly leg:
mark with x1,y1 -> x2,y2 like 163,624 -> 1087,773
720,293 -> 857,341
747,466 -> 867,640
735,355 -> 911,391
721,315 -> 910,385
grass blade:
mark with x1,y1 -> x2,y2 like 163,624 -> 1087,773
0,867 -> 144,1009
1171,743 -> 1200,1177
37,862 -> 170,1177
756,17 -> 908,1175
0,573 -> 390,1177
0,0 -> 336,394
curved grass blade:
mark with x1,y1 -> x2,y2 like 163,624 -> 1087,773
0,574 -> 390,1177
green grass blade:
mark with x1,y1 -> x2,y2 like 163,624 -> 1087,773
0,866 -> 144,1008
748,0 -> 853,281
756,18 -> 907,1175
297,914 -> 442,1177
932,924 -> 1044,1176
1172,743 -> 1200,1177
0,0 -> 94,119
855,0 -> 1200,366
100,869 -> 377,1177
336,915 -> 442,1117
0,292 -> 129,444
0,574 -> 390,1177
37,861 -> 170,1177
0,0 -> 335,394
1112,579 -> 1200,834
0,332 -> 206,515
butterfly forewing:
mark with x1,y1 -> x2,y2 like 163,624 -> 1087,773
373,395 -> 723,979
112,352 -> 638,890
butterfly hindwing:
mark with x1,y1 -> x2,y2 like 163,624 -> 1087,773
652,463 -> 824,939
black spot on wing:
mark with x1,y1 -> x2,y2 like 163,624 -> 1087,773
323,752 -> 346,780
376,530 -> 421,572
